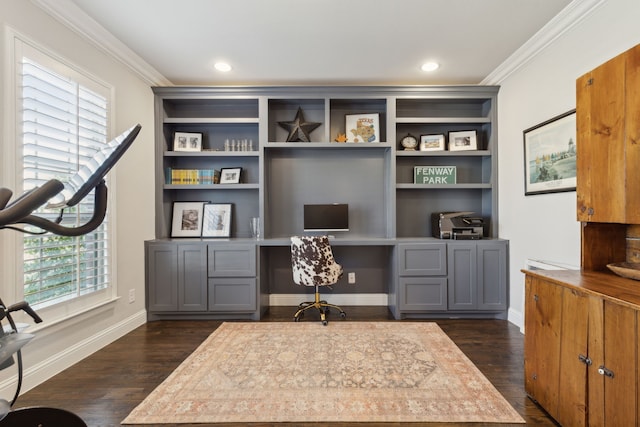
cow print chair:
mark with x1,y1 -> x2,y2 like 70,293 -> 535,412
291,235 -> 346,325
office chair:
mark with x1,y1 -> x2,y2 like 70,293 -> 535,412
290,235 -> 346,325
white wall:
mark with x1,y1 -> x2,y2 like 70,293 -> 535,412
499,0 -> 640,328
0,0 -> 155,394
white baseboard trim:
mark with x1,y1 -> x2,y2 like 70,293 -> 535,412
0,309 -> 147,397
508,307 -> 524,333
269,293 -> 388,306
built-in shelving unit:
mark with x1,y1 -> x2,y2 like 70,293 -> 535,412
148,86 -> 505,321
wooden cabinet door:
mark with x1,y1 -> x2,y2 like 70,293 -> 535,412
556,287 -> 590,427
577,44 -> 640,224
524,276 -> 563,419
588,300 -> 637,426
576,51 -> 626,223
624,44 -> 640,224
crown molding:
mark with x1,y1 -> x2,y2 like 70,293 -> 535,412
482,0 -> 606,85
30,0 -> 172,86
31,0 -> 605,88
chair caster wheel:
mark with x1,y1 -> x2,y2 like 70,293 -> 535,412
340,312 -> 346,319
322,320 -> 328,326
294,315 -> 301,322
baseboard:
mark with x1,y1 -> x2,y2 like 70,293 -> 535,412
269,293 -> 388,306
0,309 -> 147,397
508,307 -> 524,333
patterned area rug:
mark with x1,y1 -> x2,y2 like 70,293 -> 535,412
123,322 -> 524,424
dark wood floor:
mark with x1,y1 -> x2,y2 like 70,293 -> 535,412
12,306 -> 557,427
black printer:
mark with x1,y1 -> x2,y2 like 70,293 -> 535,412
431,212 -> 487,239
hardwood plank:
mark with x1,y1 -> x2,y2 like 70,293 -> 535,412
13,307 -> 558,426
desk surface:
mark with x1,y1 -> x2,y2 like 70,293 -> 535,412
150,236 -> 507,246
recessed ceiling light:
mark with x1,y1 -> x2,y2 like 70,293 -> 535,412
421,62 -> 440,72
214,62 -> 232,72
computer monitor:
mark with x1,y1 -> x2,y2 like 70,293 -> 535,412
303,203 -> 349,232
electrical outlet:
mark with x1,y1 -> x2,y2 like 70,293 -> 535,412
128,289 -> 135,303
348,272 -> 356,284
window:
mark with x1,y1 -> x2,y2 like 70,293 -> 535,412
16,40 -> 113,309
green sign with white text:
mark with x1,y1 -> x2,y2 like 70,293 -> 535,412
414,166 -> 457,184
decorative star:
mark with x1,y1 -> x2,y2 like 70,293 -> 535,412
335,133 -> 348,143
278,107 -> 321,142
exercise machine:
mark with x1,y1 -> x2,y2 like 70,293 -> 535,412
0,124 -> 141,425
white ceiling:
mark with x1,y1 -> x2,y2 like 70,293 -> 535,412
52,0 -> 576,86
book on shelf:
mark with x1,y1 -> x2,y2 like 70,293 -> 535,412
166,168 -> 220,185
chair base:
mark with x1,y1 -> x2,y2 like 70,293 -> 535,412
293,287 -> 346,326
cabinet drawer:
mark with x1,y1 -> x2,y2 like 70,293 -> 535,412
208,278 -> 257,311
398,243 -> 447,276
398,277 -> 447,311
207,244 -> 256,277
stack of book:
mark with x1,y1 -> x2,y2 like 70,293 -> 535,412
166,168 -> 220,185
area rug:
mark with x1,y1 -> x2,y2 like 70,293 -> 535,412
123,322 -> 524,424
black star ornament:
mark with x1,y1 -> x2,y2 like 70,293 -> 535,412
277,107 -> 321,142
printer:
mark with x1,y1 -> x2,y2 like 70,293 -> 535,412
431,211 -> 486,239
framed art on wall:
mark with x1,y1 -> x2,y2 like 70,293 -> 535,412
171,202 -> 205,237
345,113 -> 380,143
523,109 -> 576,196
173,132 -> 202,152
202,203 -> 232,237
448,130 -> 477,151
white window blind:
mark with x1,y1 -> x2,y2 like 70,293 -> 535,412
19,55 -> 111,308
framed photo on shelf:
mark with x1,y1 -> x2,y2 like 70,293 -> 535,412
420,134 -> 446,151
448,130 -> 477,151
202,203 -> 232,237
219,167 -> 242,184
173,132 -> 202,152
523,109 -> 577,196
345,113 -> 380,143
171,202 -> 205,237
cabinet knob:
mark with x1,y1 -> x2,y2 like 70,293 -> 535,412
588,208 -> 594,216
533,294 -> 539,302
598,365 -> 614,378
578,354 -> 592,365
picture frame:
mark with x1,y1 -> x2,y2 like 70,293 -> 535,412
419,134 -> 446,151
523,109 -> 577,196
448,130 -> 477,151
202,203 -> 232,237
173,132 -> 202,152
219,167 -> 242,184
345,113 -> 380,143
171,202 -> 205,237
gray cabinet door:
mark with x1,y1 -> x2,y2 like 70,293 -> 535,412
398,277 -> 447,311
147,243 -> 178,312
208,244 -> 256,277
398,243 -> 447,276
448,243 -> 477,310
477,240 -> 508,311
208,278 -> 257,311
178,244 -> 208,311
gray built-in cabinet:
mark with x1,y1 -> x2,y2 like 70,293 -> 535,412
145,86 -> 508,320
